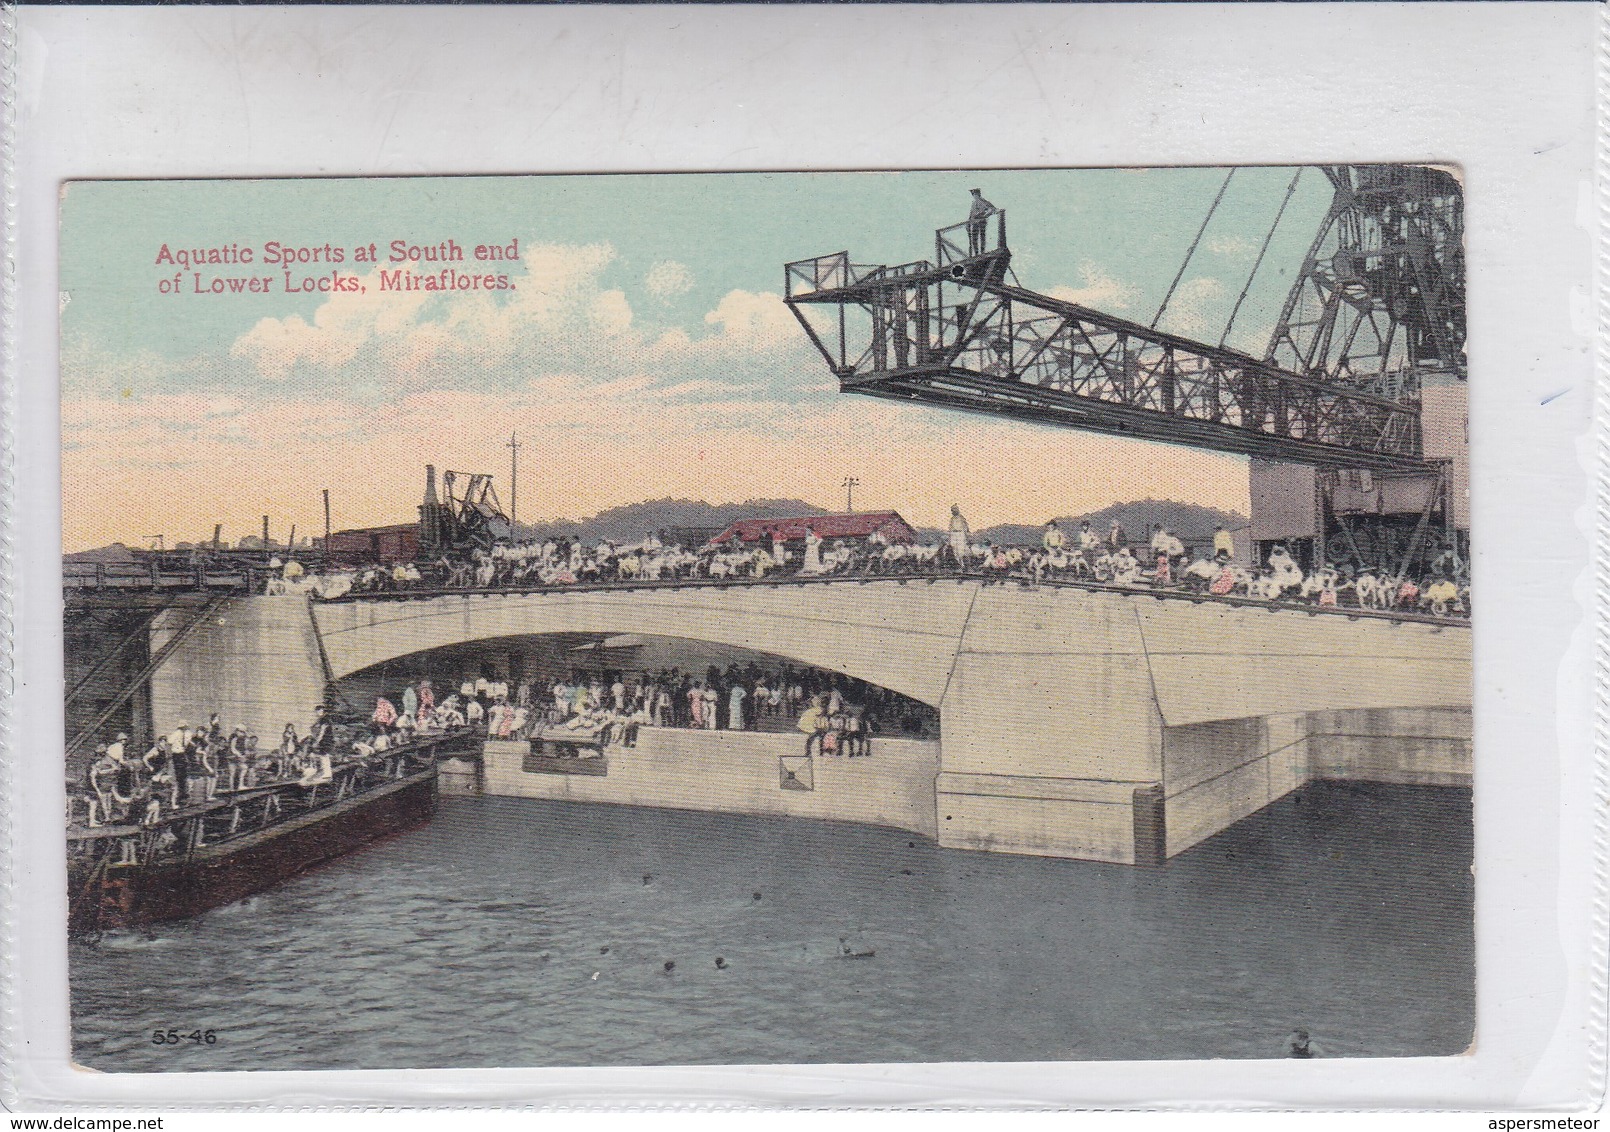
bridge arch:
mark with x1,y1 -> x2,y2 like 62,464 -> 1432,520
309,583 -> 984,710
330,629 -> 943,737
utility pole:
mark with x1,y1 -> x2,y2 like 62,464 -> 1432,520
506,431 -> 522,529
322,489 -> 332,556
842,476 -> 860,513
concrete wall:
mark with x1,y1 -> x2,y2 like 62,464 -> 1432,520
439,755 -> 483,796
481,729 -> 940,837
1162,713 -> 1310,857
147,594 -> 328,745
1159,706 -> 1471,857
477,705 -> 1471,862
1306,706 -> 1473,787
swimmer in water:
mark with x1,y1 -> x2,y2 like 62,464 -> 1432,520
1287,1029 -> 1324,1058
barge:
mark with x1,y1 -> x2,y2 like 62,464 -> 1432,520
67,731 -> 479,933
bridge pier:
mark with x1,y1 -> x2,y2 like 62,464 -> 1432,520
147,595 -> 328,746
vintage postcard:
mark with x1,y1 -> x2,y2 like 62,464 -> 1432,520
56,166 -> 1473,1073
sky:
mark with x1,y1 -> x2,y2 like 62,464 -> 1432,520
58,168 -> 1332,551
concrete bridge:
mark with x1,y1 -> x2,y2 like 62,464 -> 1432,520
145,579 -> 1471,864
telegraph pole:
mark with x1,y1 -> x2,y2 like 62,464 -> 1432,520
506,431 -> 522,529
842,476 -> 860,513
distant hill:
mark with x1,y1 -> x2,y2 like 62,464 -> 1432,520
63,543 -> 140,564
513,497 -> 1245,550
514,498 -> 834,545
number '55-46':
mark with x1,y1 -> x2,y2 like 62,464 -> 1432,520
151,1029 -> 216,1045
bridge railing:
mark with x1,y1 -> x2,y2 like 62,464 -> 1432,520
309,563 -> 1469,626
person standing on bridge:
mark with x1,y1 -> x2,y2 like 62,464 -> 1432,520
1214,524 -> 1235,561
403,681 -> 419,721
1105,519 -> 1127,554
728,682 -> 748,731
802,526 -> 824,575
948,505 -> 971,569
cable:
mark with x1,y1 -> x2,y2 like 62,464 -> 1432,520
1151,167 -> 1236,329
1220,168 -> 1304,349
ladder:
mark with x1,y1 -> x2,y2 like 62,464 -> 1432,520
65,594 -> 230,758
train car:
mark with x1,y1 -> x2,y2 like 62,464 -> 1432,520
321,523 -> 421,566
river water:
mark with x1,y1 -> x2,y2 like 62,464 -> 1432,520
69,781 -> 1472,1070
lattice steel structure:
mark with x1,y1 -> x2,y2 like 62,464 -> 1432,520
1266,165 -> 1464,388
784,167 -> 1465,473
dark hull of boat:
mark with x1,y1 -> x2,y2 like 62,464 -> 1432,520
68,769 -> 437,933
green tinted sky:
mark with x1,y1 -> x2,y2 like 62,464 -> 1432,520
61,167 -> 1330,389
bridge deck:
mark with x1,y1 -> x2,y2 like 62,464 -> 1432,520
307,571 -> 1468,628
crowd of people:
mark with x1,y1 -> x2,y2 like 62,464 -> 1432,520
71,702 -> 449,834
262,509 -> 1470,621
369,662 -> 938,758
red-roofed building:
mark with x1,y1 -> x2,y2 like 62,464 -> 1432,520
704,511 -> 918,549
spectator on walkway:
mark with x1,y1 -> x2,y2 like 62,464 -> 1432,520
1107,519 -> 1127,552
1213,524 -> 1235,561
948,505 -> 971,567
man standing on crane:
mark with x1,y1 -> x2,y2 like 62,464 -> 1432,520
967,188 -> 998,256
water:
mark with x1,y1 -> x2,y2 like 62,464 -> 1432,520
69,782 -> 1473,1070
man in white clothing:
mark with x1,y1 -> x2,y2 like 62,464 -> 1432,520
947,505 -> 971,568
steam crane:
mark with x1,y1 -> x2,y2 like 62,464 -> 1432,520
418,464 -> 513,556
783,165 -> 1467,576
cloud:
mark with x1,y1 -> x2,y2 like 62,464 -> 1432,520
220,240 -> 810,405
1159,276 -> 1230,339
644,260 -> 695,300
1046,263 -> 1141,315
700,290 -> 798,351
1206,234 -> 1257,258
61,239 -> 1251,551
